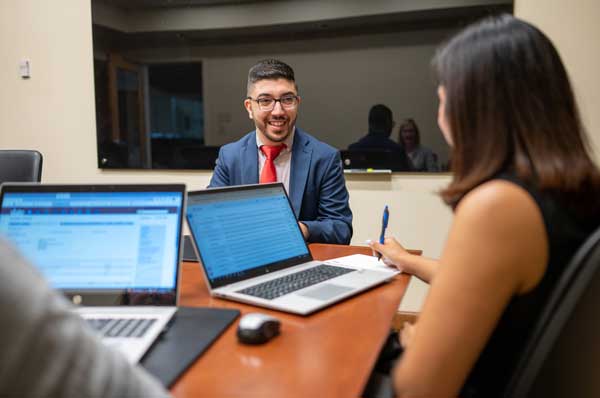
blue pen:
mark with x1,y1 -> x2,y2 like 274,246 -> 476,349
377,205 -> 389,260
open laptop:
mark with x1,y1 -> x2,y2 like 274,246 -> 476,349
0,183 -> 186,363
186,183 -> 396,315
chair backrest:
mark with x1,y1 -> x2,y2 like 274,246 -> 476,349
0,150 -> 43,184
503,225 -> 600,398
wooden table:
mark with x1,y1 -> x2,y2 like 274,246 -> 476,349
171,244 -> 414,397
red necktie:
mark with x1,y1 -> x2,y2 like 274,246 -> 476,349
259,144 -> 286,183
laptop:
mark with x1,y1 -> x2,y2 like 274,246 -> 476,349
186,183 -> 396,315
0,183 -> 186,363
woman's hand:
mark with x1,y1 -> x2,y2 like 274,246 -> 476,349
367,237 -> 412,273
369,237 -> 438,283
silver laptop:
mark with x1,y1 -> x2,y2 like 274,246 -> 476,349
0,183 -> 186,363
186,183 -> 396,315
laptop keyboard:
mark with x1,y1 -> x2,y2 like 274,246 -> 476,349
85,318 -> 156,338
237,264 -> 355,300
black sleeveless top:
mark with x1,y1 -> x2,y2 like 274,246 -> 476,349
459,174 -> 600,398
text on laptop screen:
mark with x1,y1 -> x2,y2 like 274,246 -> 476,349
0,191 -> 183,290
187,186 -> 309,284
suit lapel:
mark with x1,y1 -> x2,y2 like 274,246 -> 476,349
241,131 -> 259,184
290,130 -> 312,217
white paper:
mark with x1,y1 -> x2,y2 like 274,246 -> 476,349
324,254 -> 401,275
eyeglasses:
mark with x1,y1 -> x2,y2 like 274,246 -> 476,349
247,95 -> 299,111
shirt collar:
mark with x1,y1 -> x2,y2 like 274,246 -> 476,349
255,126 -> 295,153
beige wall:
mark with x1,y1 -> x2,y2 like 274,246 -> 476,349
1,0 -> 598,311
515,0 -> 600,163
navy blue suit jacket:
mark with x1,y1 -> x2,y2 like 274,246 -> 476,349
208,128 -> 353,244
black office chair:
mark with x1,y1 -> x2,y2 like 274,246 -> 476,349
503,225 -> 600,398
0,150 -> 43,184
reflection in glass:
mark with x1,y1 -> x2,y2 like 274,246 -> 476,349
91,1 -> 512,172
146,63 -> 212,169
95,58 -> 211,169
345,104 -> 412,171
398,119 -> 441,172
116,68 -> 142,167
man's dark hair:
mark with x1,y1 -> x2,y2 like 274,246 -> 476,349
247,59 -> 297,94
368,104 -> 393,135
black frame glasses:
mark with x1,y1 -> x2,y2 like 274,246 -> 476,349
246,95 -> 299,111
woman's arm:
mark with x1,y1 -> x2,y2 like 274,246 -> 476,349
393,180 -> 548,397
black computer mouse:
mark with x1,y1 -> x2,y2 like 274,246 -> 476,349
237,313 -> 281,345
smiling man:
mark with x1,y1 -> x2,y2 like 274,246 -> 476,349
208,59 -> 352,244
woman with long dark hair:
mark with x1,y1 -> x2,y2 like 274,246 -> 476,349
370,14 -> 600,397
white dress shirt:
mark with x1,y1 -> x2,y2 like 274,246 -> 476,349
255,127 -> 295,194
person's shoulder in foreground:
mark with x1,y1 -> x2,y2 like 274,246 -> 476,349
0,239 -> 170,398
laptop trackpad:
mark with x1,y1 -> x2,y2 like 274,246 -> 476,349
298,284 -> 353,301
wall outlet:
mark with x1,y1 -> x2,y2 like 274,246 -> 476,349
19,59 -> 31,79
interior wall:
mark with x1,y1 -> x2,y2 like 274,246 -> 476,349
515,0 -> 600,164
1,0 -> 598,312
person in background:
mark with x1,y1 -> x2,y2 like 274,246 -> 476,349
398,118 -> 439,172
346,104 -> 412,172
348,104 -> 404,152
209,58 -> 352,244
0,239 -> 169,398
370,14 -> 600,398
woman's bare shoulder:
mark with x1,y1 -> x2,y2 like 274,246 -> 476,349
453,179 -> 548,292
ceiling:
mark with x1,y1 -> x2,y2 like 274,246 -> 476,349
93,4 -> 513,51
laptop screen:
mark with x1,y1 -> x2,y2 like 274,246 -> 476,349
0,185 -> 184,304
187,184 -> 311,288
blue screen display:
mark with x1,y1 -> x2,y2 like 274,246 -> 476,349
0,191 -> 183,290
187,186 -> 309,283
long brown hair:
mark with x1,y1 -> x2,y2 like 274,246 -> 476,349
433,14 -> 600,208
